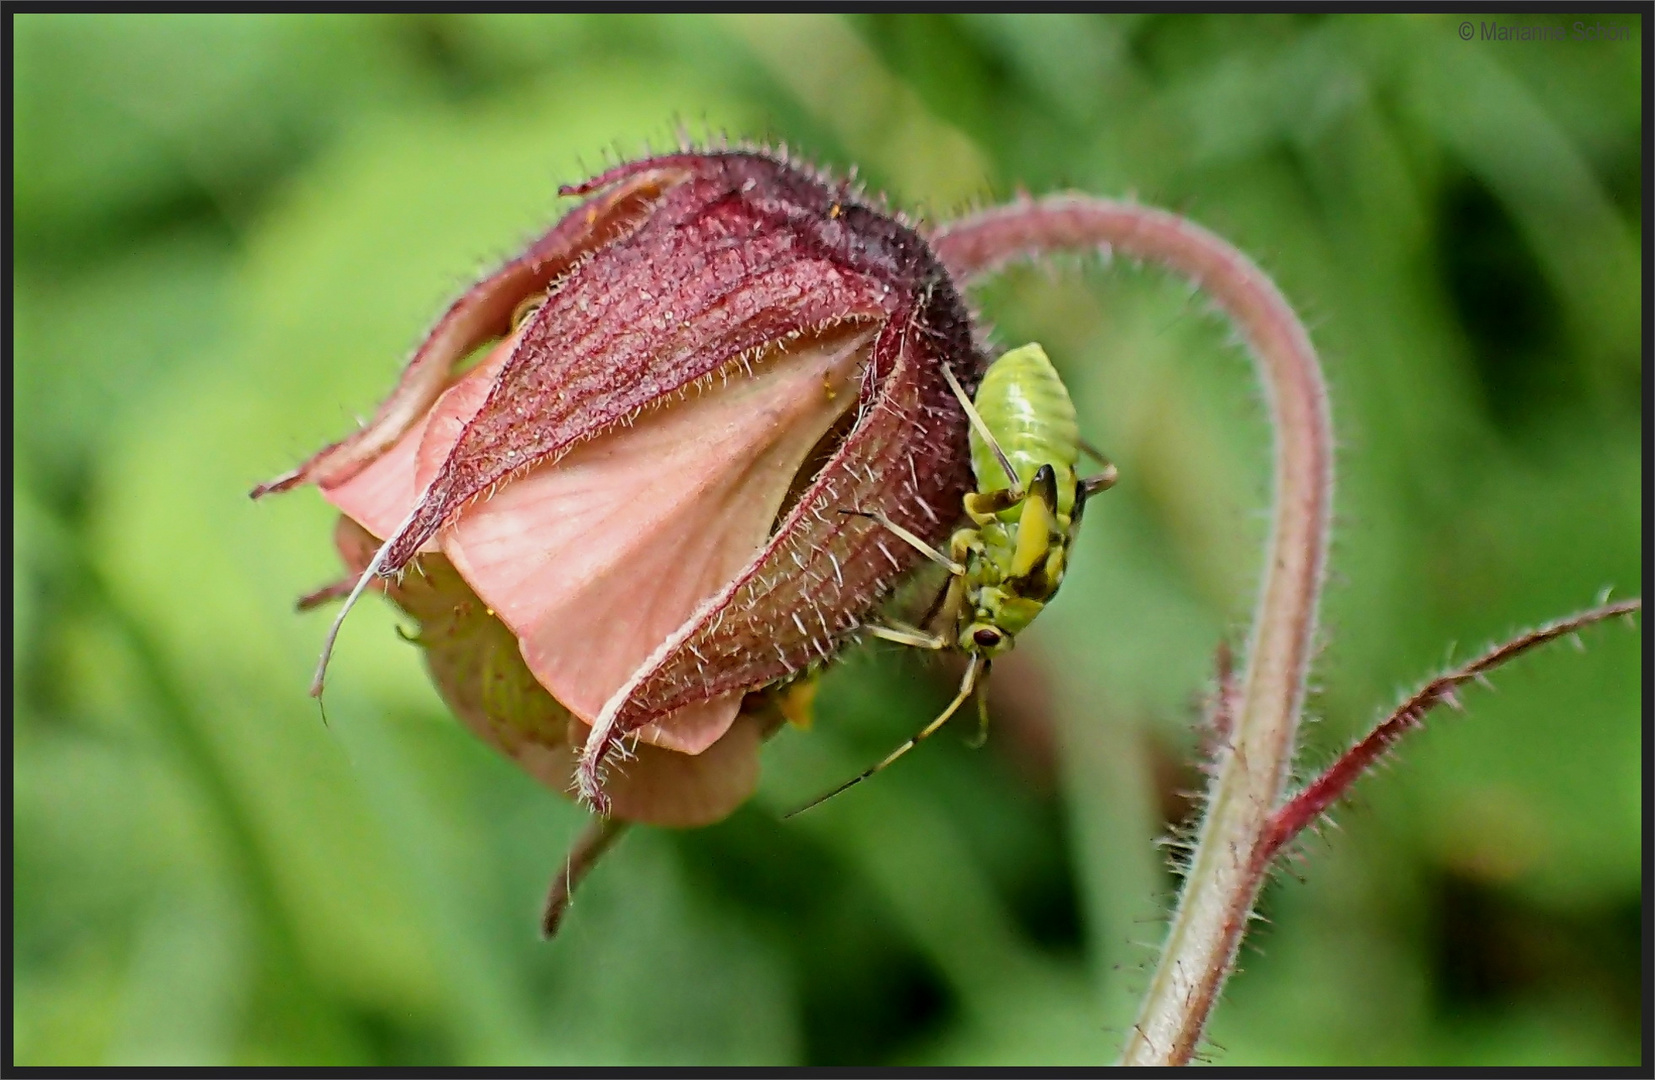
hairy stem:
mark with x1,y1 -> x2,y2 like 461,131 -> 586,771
542,816 -> 630,939
934,197 -> 1334,1066
1261,598 -> 1641,865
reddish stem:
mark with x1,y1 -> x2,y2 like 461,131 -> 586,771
936,196 -> 1333,1067
1259,598 -> 1641,865
938,201 -> 1641,1066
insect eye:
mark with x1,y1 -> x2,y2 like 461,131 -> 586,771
973,627 -> 1003,648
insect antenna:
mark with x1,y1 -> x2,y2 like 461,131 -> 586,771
785,655 -> 984,818
837,508 -> 964,573
1082,466 -> 1119,496
938,361 -> 1022,491
1077,439 -> 1120,496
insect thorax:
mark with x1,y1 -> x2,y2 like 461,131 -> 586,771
957,508 -> 1074,650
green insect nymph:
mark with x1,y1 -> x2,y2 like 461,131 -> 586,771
791,344 -> 1117,814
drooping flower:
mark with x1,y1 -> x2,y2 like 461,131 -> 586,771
256,149 -> 986,820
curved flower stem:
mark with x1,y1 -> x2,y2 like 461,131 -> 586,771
934,197 -> 1334,1066
542,816 -> 630,939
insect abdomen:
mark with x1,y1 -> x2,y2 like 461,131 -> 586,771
969,343 -> 1080,505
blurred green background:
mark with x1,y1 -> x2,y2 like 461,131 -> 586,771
12,12 -> 1643,1067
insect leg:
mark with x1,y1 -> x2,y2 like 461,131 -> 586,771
863,623 -> 950,650
1078,438 -> 1114,469
839,509 -> 966,575
785,655 -> 984,817
1078,440 -> 1120,497
1063,461 -> 1117,546
916,564 -> 966,632
964,486 -> 1026,525
1081,466 -> 1119,497
963,659 -> 993,749
883,524 -> 972,641
939,361 -> 1024,494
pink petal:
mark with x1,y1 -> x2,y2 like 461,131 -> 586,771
439,326 -> 875,754
328,515 -> 772,828
317,417 -> 431,547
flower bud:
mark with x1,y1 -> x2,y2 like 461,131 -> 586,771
259,149 -> 984,819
